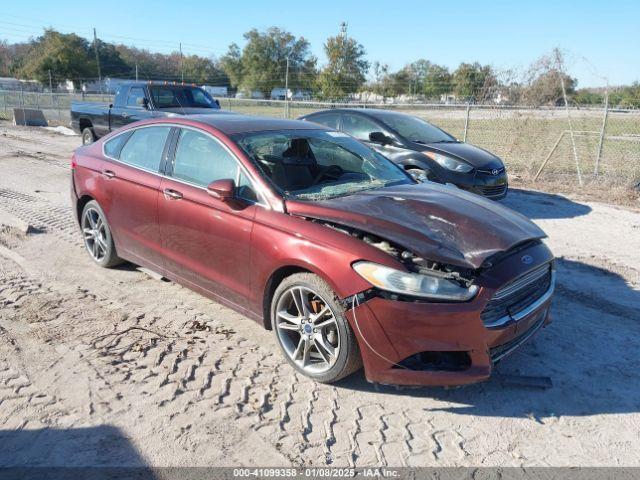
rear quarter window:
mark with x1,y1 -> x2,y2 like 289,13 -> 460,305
103,132 -> 132,159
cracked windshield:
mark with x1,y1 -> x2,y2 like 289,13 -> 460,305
236,130 -> 412,200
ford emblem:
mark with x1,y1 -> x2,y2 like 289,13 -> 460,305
521,255 -> 534,265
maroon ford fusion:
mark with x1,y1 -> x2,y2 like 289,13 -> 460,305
71,115 -> 555,386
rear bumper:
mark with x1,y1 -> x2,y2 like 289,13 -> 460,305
346,242 -> 554,386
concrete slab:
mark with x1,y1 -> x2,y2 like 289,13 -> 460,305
13,108 -> 48,127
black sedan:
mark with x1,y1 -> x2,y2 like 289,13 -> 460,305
299,108 -> 508,199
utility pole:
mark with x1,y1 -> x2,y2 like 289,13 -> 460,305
135,63 -> 138,82
93,28 -> 102,94
339,21 -> 348,38
179,43 -> 184,83
284,56 -> 290,119
48,69 -> 54,109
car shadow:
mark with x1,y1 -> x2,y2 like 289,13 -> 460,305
500,188 -> 592,220
336,257 -> 640,420
0,425 -> 151,473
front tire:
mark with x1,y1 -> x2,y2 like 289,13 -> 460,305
81,127 -> 96,145
271,273 -> 362,383
80,200 -> 122,268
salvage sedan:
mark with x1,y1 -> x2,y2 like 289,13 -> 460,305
300,109 -> 509,199
70,115 -> 555,386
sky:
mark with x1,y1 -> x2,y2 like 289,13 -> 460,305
1,0 -> 639,87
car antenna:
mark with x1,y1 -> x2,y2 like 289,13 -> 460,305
173,86 -> 186,116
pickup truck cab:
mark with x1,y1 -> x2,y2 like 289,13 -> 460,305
71,82 -> 223,144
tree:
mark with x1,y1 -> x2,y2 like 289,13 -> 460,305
220,27 -> 316,96
452,62 -> 496,101
522,51 -> 577,106
422,64 -> 452,99
181,55 -> 228,85
18,29 -> 94,86
92,40 -> 130,78
219,43 -> 243,88
407,59 -> 431,93
0,40 -> 30,77
524,70 -> 576,106
610,82 -> 640,108
370,63 -> 415,98
317,31 -> 369,100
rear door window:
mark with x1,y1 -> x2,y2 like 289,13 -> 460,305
171,129 -> 238,187
341,114 -> 383,141
118,126 -> 171,172
307,113 -> 340,130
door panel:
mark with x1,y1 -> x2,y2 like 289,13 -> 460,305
101,161 -> 163,267
158,128 -> 257,308
100,126 -> 172,268
159,178 -> 257,307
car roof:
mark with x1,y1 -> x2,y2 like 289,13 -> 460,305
183,114 -> 328,135
301,108 -> 407,120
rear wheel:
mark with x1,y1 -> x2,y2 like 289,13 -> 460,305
81,127 -> 96,145
81,200 -> 122,268
271,273 -> 361,383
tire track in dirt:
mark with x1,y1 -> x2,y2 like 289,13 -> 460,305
0,187 -> 81,246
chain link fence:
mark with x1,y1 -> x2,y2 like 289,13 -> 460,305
2,90 -> 639,188
222,98 -> 640,186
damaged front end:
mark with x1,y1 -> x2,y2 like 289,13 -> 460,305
297,214 -> 553,386
309,218 -> 479,303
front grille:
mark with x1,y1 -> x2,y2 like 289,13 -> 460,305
480,184 -> 507,197
481,263 -> 552,328
477,167 -> 505,175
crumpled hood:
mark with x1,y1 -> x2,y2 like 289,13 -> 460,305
286,182 -> 545,270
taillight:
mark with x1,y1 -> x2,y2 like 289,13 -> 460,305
71,153 -> 77,170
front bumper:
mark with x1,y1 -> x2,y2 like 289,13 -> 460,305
346,242 -> 554,386
435,168 -> 508,200
457,170 -> 508,200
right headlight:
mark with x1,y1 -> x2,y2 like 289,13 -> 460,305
423,152 -> 473,173
353,261 -> 478,301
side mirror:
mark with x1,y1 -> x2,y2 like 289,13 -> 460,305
369,131 -> 391,145
207,179 -> 235,201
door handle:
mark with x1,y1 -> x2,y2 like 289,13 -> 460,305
163,188 -> 183,200
102,169 -> 116,179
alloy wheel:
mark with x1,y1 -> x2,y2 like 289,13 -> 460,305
82,207 -> 108,262
274,286 -> 341,374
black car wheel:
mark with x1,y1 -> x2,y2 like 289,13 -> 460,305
82,127 -> 96,146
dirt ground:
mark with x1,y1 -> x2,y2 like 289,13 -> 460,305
0,122 -> 639,468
